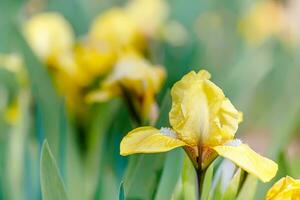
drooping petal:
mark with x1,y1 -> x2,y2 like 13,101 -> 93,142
212,142 -> 278,182
120,126 -> 186,156
88,50 -> 165,121
266,176 -> 300,200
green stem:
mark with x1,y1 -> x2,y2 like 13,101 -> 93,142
196,145 -> 203,200
121,85 -> 142,126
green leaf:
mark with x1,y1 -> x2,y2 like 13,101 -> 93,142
119,182 -> 125,200
201,163 -> 214,200
40,140 -> 68,200
277,151 -> 291,178
154,148 -> 184,200
84,101 -> 121,199
222,169 -> 243,200
236,175 -> 257,200
14,27 -> 64,159
123,92 -> 172,200
181,156 -> 197,200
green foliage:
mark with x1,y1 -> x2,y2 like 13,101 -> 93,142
40,141 -> 68,200
123,93 -> 172,199
236,175 -> 257,200
154,148 -> 184,200
222,169 -> 243,200
201,163 -> 214,200
1,0 -> 300,199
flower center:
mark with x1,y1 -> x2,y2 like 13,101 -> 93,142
226,139 -> 242,147
160,127 -> 177,139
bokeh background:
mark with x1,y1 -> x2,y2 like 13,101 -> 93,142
1,0 -> 300,199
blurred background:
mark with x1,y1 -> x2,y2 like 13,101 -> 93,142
1,0 -> 300,199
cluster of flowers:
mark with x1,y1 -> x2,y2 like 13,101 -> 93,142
23,0 -> 168,121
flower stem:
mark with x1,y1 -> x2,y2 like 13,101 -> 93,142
196,145 -> 204,200
121,85 -> 142,126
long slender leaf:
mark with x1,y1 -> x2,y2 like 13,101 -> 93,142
154,148 -> 184,200
40,140 -> 68,200
236,175 -> 257,200
118,182 -> 125,200
123,92 -> 172,199
201,163 -> 214,200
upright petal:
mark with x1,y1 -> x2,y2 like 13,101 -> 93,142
125,0 -> 169,36
89,9 -> 145,50
120,126 -> 186,156
169,70 -> 211,145
212,142 -> 278,182
23,12 -> 74,63
204,98 -> 242,146
169,70 -> 237,146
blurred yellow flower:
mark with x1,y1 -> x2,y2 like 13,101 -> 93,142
86,50 -> 165,121
89,9 -> 145,50
266,176 -> 300,200
238,1 -> 284,45
120,70 -> 278,183
125,0 -> 169,37
23,12 -> 75,65
74,40 -> 116,78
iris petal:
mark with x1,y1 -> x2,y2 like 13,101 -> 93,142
212,143 -> 278,182
266,176 -> 300,200
120,126 -> 186,156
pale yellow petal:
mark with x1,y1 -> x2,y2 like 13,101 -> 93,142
204,98 -> 242,146
212,143 -> 278,182
125,0 -> 169,36
169,70 -> 232,146
109,50 -> 165,89
100,50 -> 165,119
120,126 -> 186,156
266,176 -> 300,200
169,70 -> 242,147
89,9 -> 145,49
169,70 -> 209,145
23,12 -> 74,63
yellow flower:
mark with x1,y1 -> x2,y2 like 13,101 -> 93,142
74,40 -> 116,78
238,1 -> 284,45
125,0 -> 169,37
89,9 -> 145,50
86,50 -> 165,121
23,12 -> 75,65
266,176 -> 300,200
54,51 -> 91,87
120,70 -> 278,183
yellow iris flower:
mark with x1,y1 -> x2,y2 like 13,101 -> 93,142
120,70 -> 277,183
238,1 -> 284,46
266,176 -> 300,200
23,12 -> 75,66
89,8 -> 145,50
125,0 -> 169,37
86,50 -> 165,122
